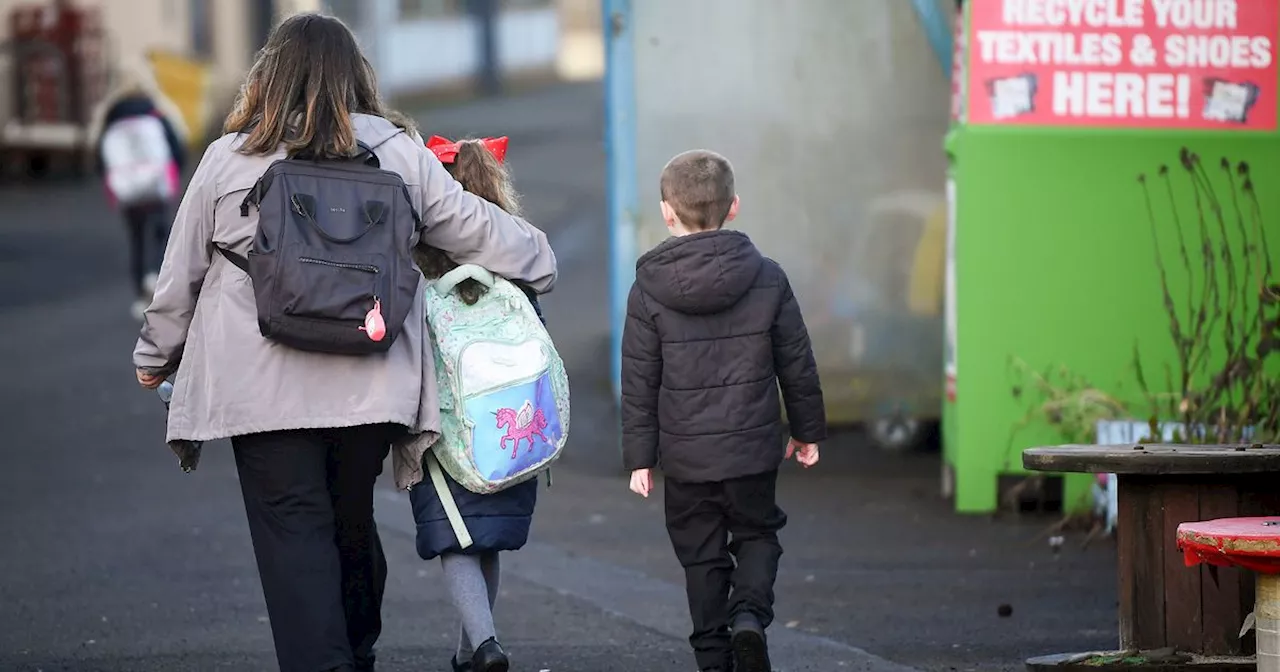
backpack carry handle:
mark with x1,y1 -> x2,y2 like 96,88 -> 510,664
240,142 -> 381,217
354,141 -> 380,168
436,264 -> 495,297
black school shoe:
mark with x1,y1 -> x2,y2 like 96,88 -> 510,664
471,637 -> 510,672
731,613 -> 772,672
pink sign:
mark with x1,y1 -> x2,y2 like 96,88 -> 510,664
967,0 -> 1279,130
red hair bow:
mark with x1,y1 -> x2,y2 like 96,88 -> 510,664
426,135 -> 508,164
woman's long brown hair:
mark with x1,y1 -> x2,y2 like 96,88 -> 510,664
414,141 -> 521,304
224,13 -> 412,158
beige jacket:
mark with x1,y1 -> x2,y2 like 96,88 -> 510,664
133,114 -> 557,490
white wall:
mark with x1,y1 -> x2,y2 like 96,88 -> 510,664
381,15 -> 479,92
360,0 -> 561,98
496,8 -> 560,75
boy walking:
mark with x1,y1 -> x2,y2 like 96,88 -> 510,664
621,150 -> 826,672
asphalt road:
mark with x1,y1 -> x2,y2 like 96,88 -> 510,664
0,83 -> 1117,672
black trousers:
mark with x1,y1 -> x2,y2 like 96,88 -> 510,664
123,203 -> 169,296
232,424 -> 401,672
664,470 -> 787,670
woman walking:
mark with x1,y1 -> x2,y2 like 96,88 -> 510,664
132,14 -> 557,672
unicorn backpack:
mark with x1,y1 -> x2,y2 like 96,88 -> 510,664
424,264 -> 569,545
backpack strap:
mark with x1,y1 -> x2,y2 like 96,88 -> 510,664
436,264 -> 495,297
355,141 -> 381,168
217,246 -> 250,274
426,452 -> 474,550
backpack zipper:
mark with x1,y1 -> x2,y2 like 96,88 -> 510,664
299,257 -> 380,274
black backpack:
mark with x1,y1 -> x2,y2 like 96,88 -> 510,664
219,142 -> 422,355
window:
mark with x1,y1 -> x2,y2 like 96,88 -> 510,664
399,0 -> 462,20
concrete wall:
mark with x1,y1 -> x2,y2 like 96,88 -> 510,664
620,0 -> 952,423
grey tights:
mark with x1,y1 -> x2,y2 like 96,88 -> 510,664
440,552 -> 501,660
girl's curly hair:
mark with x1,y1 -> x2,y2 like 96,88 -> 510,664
413,140 -> 521,305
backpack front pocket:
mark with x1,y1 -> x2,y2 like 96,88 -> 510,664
465,369 -> 564,482
278,250 -> 386,322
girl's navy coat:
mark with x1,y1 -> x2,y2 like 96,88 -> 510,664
410,287 -> 545,560
410,471 -> 538,559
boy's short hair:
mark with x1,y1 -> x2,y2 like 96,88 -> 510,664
659,150 -> 735,231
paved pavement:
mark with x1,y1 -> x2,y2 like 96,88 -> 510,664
0,83 -> 1117,672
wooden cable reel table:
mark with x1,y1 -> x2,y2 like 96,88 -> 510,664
1023,444 -> 1280,671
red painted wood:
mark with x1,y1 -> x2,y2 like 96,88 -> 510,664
1178,517 -> 1280,574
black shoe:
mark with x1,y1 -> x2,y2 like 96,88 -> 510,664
731,613 -> 772,672
470,637 -> 510,672
451,654 -> 472,672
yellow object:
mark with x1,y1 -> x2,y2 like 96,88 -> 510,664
147,50 -> 211,150
906,203 -> 947,316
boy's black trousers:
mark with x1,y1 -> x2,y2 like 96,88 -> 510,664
664,470 -> 787,670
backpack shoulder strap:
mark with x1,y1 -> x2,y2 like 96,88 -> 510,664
218,247 -> 249,274
426,452 -> 474,549
355,140 -> 381,168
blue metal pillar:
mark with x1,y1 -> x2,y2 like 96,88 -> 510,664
908,0 -> 954,74
604,0 -> 636,402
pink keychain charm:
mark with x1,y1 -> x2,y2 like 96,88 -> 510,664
359,298 -> 386,341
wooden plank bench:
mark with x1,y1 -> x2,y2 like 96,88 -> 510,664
1022,444 -> 1280,670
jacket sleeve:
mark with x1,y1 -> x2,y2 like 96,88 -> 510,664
771,267 -> 827,444
621,285 -> 662,471
132,141 -> 218,376
416,146 -> 557,293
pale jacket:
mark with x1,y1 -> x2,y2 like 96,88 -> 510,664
133,114 -> 557,490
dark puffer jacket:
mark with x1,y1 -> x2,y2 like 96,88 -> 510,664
621,229 -> 826,483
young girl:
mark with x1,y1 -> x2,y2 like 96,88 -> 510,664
87,59 -> 188,320
413,135 -> 541,672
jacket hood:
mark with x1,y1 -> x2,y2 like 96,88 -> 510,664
88,58 -> 188,146
635,229 -> 764,315
354,113 -> 411,150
